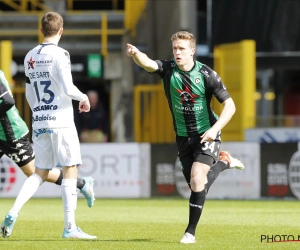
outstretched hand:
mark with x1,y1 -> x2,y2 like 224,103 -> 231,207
126,44 -> 138,57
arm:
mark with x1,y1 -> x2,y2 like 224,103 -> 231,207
0,72 -> 15,116
57,50 -> 89,102
211,97 -> 235,132
126,44 -> 158,73
0,91 -> 15,117
200,98 -> 236,143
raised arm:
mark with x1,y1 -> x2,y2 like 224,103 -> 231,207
126,44 -> 158,73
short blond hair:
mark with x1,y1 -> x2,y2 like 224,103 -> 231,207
171,31 -> 196,49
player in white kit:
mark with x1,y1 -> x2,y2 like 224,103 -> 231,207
0,12 -> 97,239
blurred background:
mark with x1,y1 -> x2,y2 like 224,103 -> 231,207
1,0 -> 300,200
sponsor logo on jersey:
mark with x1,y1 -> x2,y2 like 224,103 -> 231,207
27,57 -> 36,70
33,105 -> 58,112
176,86 -> 199,104
32,114 -> 57,122
175,104 -> 203,112
36,60 -> 52,64
200,69 -> 209,78
33,128 -> 54,138
35,60 -> 53,67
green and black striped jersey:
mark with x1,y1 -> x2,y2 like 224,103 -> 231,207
0,70 -> 29,141
154,60 -> 230,137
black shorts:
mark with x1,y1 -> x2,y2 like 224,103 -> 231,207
176,131 -> 222,184
0,133 -> 35,167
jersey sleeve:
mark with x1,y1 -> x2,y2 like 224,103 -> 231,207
56,50 -> 88,101
0,84 -> 15,117
25,82 -> 35,109
0,72 -> 15,117
203,65 -> 230,103
153,60 -> 173,79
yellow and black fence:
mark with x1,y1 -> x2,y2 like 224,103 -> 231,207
133,84 -> 175,143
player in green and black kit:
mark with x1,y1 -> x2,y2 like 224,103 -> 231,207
126,31 -> 244,244
0,70 -> 95,208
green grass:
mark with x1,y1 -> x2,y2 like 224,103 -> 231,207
0,198 -> 300,249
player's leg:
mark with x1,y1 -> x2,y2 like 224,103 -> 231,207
1,131 -> 57,238
53,166 -> 95,208
180,153 -> 213,244
21,162 -> 94,206
176,136 -> 201,244
0,166 -> 48,238
56,127 -> 96,239
61,165 -> 78,234
177,134 -> 220,244
205,151 -> 245,193
0,136 -> 43,237
219,151 -> 244,170
6,134 -> 94,207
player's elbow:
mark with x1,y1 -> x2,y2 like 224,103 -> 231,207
0,94 -> 15,116
231,102 -> 236,114
2,93 -> 15,108
224,98 -> 236,115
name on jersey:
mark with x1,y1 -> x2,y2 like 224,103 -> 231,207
32,114 -> 57,122
33,105 -> 58,112
29,71 -> 50,79
33,128 -> 54,138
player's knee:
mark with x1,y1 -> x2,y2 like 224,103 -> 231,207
20,161 -> 35,177
190,175 -> 204,189
23,169 -> 34,177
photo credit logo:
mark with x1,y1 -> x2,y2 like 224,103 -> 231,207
261,235 -> 300,243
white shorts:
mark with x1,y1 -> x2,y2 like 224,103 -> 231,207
32,126 -> 82,170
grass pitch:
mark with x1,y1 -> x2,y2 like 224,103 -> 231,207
0,198 -> 300,249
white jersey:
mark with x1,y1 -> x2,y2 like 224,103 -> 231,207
24,43 -> 87,129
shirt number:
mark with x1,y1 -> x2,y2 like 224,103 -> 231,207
33,80 -> 54,104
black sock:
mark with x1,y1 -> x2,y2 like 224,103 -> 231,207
55,169 -> 85,190
77,178 -> 85,190
185,189 -> 206,236
206,161 -> 229,193
54,169 -> 63,185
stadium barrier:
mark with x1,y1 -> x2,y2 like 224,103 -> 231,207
1,142 -> 299,200
0,143 -> 151,198
151,142 -> 260,199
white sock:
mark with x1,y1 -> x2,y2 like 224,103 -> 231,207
10,173 -> 42,214
61,179 -> 77,232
